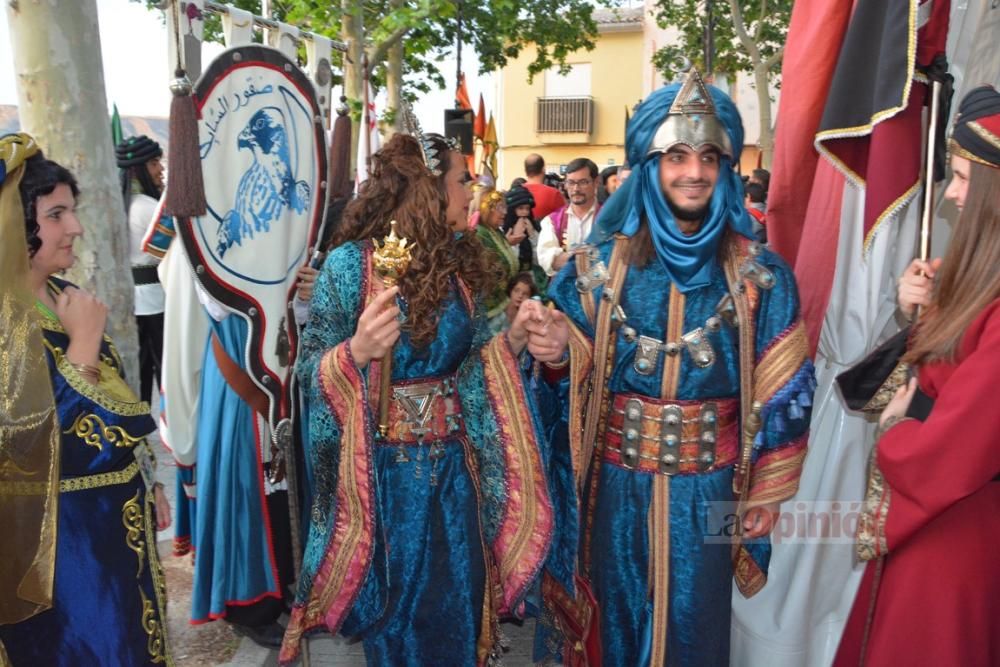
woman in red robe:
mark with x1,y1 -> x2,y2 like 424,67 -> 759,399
835,86 -> 1000,666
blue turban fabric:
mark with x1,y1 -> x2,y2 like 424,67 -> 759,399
591,83 -> 754,292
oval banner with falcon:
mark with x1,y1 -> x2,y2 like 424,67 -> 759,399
179,44 -> 327,433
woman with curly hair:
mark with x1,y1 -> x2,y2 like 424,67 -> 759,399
280,133 -> 567,666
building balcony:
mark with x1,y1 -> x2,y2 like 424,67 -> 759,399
536,96 -> 594,143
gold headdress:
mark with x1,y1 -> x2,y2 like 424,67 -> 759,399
0,132 -> 61,625
478,189 -> 505,218
646,68 -> 734,159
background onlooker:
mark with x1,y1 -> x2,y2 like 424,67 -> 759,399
523,153 -> 564,220
537,157 -> 600,276
598,164 -> 620,203
745,181 -> 767,243
503,272 -> 538,329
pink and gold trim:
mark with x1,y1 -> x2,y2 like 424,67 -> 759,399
481,333 -> 554,615
280,339 -> 374,663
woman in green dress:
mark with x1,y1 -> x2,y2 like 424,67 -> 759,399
474,188 -> 523,332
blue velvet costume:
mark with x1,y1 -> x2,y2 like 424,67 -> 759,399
281,241 -> 554,666
0,278 -> 171,666
538,80 -> 815,666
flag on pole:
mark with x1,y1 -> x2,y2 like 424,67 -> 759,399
111,103 -> 124,148
455,73 -> 472,110
731,3 -> 952,666
356,81 -> 381,188
482,113 -> 498,178
474,94 -> 486,141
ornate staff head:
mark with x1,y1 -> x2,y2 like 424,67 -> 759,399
372,220 -> 413,286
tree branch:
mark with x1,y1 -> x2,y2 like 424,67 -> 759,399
727,0 -> 761,64
367,23 -> 412,66
764,44 -> 785,71
753,0 -> 769,42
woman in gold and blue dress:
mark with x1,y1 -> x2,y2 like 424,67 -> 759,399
280,132 -> 566,666
0,134 -> 172,666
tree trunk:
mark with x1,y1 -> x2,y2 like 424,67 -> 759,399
8,0 -> 140,388
385,40 -> 403,138
342,0 -> 365,172
754,63 -> 774,169
383,0 -> 405,137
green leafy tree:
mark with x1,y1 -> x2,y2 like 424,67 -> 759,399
651,0 -> 791,167
137,1 -> 601,143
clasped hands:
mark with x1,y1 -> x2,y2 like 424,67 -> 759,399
508,298 -> 569,363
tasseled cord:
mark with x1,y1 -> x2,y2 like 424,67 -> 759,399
163,69 -> 206,218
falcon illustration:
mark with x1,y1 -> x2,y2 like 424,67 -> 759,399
217,106 -> 311,258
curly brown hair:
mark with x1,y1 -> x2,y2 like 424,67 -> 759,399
333,133 -> 502,347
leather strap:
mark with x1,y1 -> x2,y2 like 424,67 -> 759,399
579,235 -> 630,489
211,331 -> 269,418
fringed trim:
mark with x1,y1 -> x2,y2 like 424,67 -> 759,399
482,333 -> 554,616
279,339 -> 374,664
754,321 -> 810,405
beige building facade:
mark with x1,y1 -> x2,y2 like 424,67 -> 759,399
493,2 -> 778,186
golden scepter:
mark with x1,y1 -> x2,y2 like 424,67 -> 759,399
372,220 -> 413,437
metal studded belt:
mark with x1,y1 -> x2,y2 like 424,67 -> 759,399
380,375 -> 464,445
603,393 -> 739,475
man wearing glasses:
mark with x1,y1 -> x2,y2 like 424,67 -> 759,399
537,157 -> 601,276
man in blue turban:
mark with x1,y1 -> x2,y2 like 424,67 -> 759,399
533,70 -> 815,666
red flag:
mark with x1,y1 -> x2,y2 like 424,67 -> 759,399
474,94 -> 486,141
770,0 -> 950,353
455,73 -> 472,110
767,0 -> 853,266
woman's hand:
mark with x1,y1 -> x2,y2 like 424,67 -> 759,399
296,265 -> 319,302
879,377 -> 917,428
742,502 -> 780,538
154,484 -> 172,531
56,287 -> 107,369
897,258 -> 942,319
350,286 -> 402,368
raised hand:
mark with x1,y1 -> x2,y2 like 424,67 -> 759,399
351,285 -> 402,368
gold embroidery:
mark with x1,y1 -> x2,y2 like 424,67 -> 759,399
123,490 -> 145,577
856,445 -> 891,561
139,586 -> 167,663
142,488 -> 170,664
43,344 -> 150,417
58,460 -> 139,492
65,412 -> 145,450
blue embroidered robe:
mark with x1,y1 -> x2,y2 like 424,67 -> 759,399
280,241 -> 554,666
0,279 -> 171,666
542,235 -> 814,667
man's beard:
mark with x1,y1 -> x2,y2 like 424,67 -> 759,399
667,197 -> 710,223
